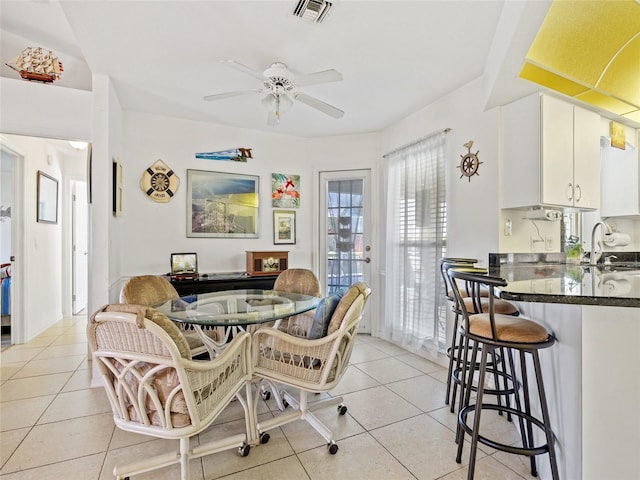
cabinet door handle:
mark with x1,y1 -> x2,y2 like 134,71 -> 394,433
575,184 -> 582,202
567,183 -> 573,201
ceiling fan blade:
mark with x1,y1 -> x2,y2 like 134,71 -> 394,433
203,89 -> 260,101
295,69 -> 343,87
294,93 -> 344,119
221,60 -> 265,81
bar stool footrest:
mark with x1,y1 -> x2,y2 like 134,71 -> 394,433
452,366 -> 517,397
459,403 -> 552,457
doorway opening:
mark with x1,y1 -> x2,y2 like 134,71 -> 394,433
0,134 -> 88,346
1,147 -> 17,349
72,180 -> 88,314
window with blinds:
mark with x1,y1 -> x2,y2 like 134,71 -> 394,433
383,130 -> 448,353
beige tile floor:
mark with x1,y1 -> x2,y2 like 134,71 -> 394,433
0,315 -> 535,480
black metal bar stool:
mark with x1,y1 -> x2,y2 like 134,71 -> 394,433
440,259 -> 520,412
449,269 -> 559,480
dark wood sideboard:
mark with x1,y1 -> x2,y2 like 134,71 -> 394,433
168,272 -> 279,296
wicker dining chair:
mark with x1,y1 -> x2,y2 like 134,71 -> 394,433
251,282 -> 371,454
255,268 -> 324,406
120,275 -> 222,357
272,268 -> 322,336
88,304 -> 253,480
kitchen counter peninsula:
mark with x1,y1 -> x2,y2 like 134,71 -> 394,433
488,256 -> 640,308
486,253 -> 640,480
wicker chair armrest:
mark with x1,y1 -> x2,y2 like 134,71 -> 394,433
253,324 -> 341,351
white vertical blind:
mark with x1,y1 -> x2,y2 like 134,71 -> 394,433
382,131 -> 447,355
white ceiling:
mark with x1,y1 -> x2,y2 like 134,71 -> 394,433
0,0 -> 552,138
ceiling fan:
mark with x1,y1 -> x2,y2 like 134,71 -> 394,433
204,60 -> 344,125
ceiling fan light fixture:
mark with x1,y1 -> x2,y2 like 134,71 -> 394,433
261,93 -> 276,110
292,0 -> 333,24
278,92 -> 293,112
262,93 -> 293,122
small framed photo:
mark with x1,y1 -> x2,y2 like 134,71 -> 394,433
36,170 -> 58,224
273,210 -> 296,244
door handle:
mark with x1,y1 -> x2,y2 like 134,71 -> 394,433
354,258 -> 371,263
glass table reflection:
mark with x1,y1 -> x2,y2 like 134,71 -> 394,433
155,289 -> 321,357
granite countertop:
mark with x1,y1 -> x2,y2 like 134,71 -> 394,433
488,253 -> 640,308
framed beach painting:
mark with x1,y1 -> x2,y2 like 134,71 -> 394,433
187,169 -> 259,238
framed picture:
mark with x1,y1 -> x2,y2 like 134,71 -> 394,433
273,210 -> 296,244
272,173 -> 300,208
112,158 -> 123,217
86,143 -> 93,204
187,169 -> 259,238
37,170 -> 58,224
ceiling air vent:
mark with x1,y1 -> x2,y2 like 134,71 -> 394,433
292,0 -> 333,24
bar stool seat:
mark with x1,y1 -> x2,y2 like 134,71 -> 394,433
449,269 -> 559,480
469,313 -> 549,343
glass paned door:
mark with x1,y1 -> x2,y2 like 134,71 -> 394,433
319,169 -> 372,333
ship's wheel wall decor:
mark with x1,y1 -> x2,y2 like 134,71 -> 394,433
140,159 -> 180,203
458,140 -> 482,182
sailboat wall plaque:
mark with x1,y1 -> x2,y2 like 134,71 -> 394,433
5,47 -> 64,83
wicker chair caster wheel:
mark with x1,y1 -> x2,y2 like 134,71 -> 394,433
261,390 -> 271,401
337,405 -> 347,415
239,444 -> 251,457
328,442 -> 339,454
260,432 -> 270,444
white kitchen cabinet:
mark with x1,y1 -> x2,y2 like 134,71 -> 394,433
502,93 -> 600,210
600,128 -> 640,217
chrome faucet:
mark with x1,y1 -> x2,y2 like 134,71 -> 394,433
589,221 -> 612,265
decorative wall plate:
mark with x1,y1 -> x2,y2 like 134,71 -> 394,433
458,140 -> 482,182
140,159 -> 179,203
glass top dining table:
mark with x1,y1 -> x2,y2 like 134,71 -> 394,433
155,289 -> 321,327
155,289 -> 320,359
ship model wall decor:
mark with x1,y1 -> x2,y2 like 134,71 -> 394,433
5,47 -> 63,83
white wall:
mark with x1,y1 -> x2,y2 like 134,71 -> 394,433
0,78 -> 91,141
499,208 -> 562,253
89,75 -> 124,312
380,77 -> 501,265
118,111 -> 311,282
